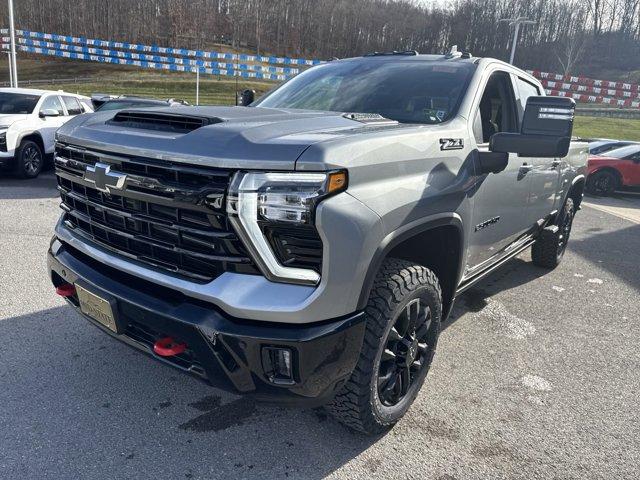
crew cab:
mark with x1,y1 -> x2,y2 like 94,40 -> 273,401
0,88 -> 92,178
587,144 -> 640,195
47,51 -> 587,434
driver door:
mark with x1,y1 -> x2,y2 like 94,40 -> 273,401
465,70 -> 535,276
621,150 -> 640,186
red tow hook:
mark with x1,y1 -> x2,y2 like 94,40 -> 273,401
153,337 -> 187,357
56,283 -> 76,297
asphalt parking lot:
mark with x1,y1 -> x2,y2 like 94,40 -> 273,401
1,173 -> 638,480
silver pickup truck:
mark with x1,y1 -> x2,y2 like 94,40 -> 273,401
47,51 -> 587,434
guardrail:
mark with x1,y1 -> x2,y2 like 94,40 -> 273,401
0,76 -> 94,87
575,108 -> 640,119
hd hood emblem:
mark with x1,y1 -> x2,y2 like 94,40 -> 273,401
84,162 -> 127,193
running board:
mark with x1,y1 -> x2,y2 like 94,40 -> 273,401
456,238 -> 536,295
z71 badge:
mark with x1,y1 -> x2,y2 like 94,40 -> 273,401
439,138 -> 464,151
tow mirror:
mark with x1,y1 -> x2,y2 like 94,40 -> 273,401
237,89 -> 255,106
490,96 -> 575,158
39,109 -> 60,118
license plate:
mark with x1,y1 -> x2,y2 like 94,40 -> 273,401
76,284 -> 118,333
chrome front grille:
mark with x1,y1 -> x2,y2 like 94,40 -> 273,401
54,143 -> 258,282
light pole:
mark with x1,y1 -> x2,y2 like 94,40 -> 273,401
500,17 -> 536,65
5,51 -> 13,86
196,67 -> 200,106
7,0 -> 18,87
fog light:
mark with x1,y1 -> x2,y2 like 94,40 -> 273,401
261,346 -> 295,385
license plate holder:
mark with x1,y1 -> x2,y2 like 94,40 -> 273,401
76,284 -> 120,333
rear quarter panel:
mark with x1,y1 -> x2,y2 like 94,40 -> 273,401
559,141 -> 589,204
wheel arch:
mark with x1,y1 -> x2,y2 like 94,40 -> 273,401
17,131 -> 45,154
568,174 -> 586,210
357,214 -> 465,321
588,166 -> 622,188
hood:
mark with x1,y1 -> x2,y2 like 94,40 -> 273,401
588,155 -> 621,163
55,106 -> 401,170
0,114 -> 29,127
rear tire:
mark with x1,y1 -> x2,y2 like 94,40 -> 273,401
587,170 -> 618,196
14,140 -> 44,179
532,198 -> 575,269
327,259 -> 442,435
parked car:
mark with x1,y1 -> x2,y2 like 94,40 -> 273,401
91,94 -> 188,112
48,51 -> 587,434
588,139 -> 638,156
0,88 -> 92,178
587,144 -> 640,195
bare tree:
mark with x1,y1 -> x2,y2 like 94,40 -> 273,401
0,0 -> 637,78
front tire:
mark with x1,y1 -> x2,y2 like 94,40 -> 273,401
14,140 -> 44,179
327,259 -> 442,435
587,170 -> 618,196
532,198 -> 575,269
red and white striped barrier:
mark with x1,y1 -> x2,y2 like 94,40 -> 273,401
544,89 -> 640,109
540,80 -> 640,100
529,70 -> 639,93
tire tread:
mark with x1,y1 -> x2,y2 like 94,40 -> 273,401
327,258 -> 441,434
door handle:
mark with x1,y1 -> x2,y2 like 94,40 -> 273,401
519,163 -> 533,171
551,160 -> 561,169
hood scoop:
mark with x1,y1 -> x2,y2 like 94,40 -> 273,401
108,110 -> 223,134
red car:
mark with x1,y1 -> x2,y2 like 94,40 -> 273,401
587,144 -> 640,195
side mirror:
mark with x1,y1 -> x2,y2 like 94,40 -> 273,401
237,89 -> 255,106
39,109 -> 60,118
490,96 -> 575,158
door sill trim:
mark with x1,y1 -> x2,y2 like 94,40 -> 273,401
456,236 -> 536,295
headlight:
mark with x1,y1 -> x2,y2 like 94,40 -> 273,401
227,171 -> 347,285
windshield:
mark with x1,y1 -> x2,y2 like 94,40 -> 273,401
0,92 -> 41,114
602,145 -> 640,159
96,100 -> 164,112
590,141 -> 632,155
255,59 -> 476,124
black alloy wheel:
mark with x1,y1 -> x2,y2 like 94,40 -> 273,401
377,298 -> 432,407
16,140 -> 44,179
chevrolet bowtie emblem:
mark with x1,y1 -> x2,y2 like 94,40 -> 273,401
84,162 -> 127,193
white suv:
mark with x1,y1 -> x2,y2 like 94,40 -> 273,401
0,88 -> 93,178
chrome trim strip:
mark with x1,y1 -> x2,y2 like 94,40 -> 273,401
55,153 -> 223,200
54,219 -> 319,323
457,237 -> 536,294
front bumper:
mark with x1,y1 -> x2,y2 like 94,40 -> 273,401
0,153 -> 15,169
48,238 -> 366,406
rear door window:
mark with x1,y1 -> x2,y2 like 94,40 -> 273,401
515,77 -> 541,122
62,96 -> 84,115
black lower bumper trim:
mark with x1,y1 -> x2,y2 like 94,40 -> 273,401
48,237 -> 366,406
